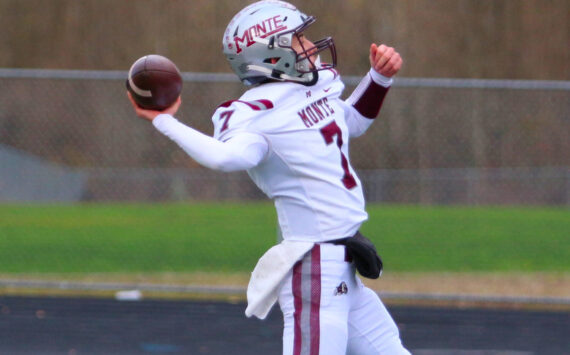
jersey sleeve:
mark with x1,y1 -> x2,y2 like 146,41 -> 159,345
343,69 -> 393,138
153,114 -> 268,172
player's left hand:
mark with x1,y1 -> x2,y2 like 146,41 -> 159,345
127,91 -> 182,122
369,43 -> 403,78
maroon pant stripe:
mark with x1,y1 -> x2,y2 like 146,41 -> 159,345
310,245 -> 321,355
292,260 -> 303,355
292,246 -> 322,355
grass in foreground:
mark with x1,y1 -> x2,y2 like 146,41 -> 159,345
0,203 -> 568,273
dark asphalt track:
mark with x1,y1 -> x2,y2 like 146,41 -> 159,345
0,295 -> 568,355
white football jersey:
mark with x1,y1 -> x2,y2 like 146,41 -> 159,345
212,69 -> 368,242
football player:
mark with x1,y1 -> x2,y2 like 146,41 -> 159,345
128,1 -> 408,354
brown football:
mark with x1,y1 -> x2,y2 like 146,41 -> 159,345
126,54 -> 183,110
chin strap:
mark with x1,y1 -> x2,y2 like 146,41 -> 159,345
246,64 -> 316,85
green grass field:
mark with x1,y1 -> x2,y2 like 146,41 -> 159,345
0,203 -> 568,274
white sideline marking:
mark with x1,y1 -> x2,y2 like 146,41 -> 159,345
1,279 -> 569,307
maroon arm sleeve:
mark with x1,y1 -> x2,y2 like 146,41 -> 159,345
347,74 -> 391,119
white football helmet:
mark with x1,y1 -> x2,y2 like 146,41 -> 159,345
223,0 -> 337,86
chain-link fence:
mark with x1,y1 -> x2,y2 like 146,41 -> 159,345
1,69 -> 569,205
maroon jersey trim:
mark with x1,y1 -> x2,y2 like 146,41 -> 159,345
218,99 -> 274,111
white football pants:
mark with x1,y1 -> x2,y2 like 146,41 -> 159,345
278,243 -> 410,355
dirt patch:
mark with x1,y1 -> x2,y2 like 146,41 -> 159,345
362,272 -> 570,299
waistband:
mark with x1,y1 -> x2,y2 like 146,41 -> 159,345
315,243 -> 352,262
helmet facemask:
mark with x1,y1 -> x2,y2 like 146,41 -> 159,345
278,16 -> 337,75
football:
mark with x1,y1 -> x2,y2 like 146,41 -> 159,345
126,54 -> 183,110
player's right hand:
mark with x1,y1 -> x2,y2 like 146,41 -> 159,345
127,91 -> 182,122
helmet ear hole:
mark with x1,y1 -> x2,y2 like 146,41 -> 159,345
264,57 -> 281,64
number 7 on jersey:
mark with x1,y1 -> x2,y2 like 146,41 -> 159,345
320,121 -> 357,189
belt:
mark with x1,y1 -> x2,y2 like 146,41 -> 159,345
326,231 -> 384,279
